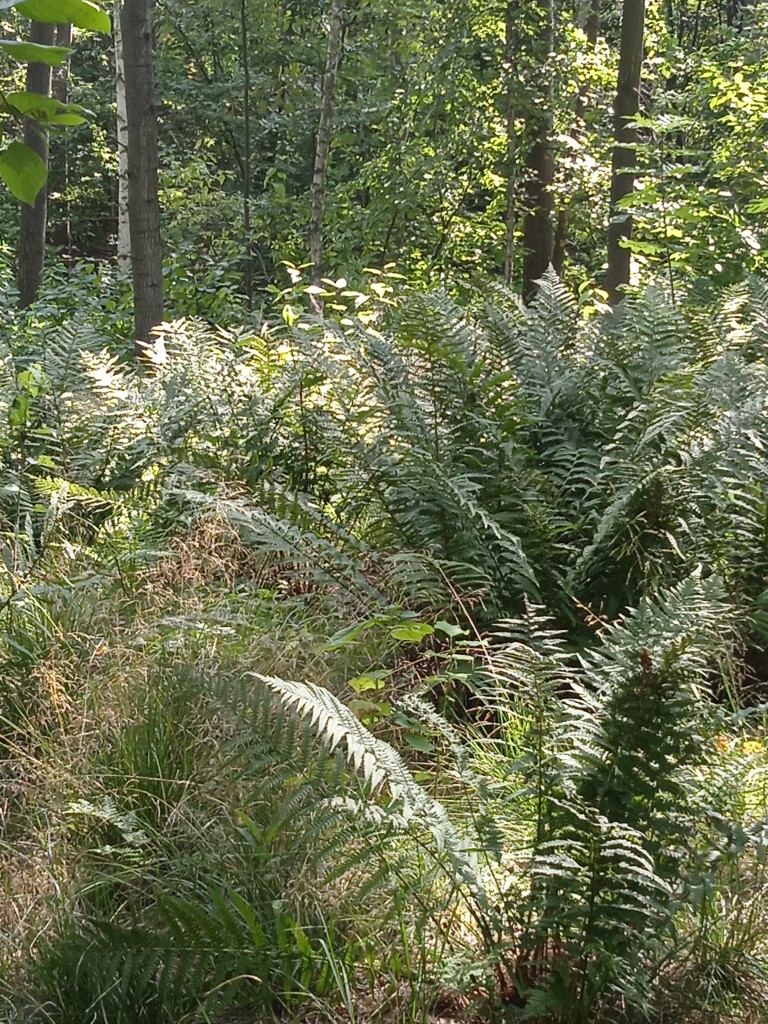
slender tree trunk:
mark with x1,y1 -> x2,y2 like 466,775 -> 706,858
605,0 -> 645,305
584,0 -> 601,51
114,1 -> 131,272
552,0 -> 600,275
503,0 -> 517,285
308,0 -> 343,314
521,0 -> 555,304
241,0 -> 253,308
53,23 -> 73,262
121,0 -> 163,354
551,209 -> 567,279
53,23 -> 72,103
17,20 -> 55,308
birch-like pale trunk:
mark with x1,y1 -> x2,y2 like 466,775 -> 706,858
241,0 -> 253,308
53,22 -> 73,262
503,0 -> 517,286
114,1 -> 131,272
552,0 -> 600,275
308,0 -> 343,314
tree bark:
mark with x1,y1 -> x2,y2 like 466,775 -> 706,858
503,0 -> 517,286
114,1 -> 131,272
17,20 -> 55,308
241,0 -> 253,308
521,0 -> 555,304
53,23 -> 72,103
121,0 -> 163,353
53,23 -> 73,262
552,0 -> 600,275
584,0 -> 600,50
605,0 -> 645,305
308,0 -> 343,314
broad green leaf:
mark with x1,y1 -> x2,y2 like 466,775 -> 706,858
15,0 -> 111,33
8,393 -> 29,427
348,672 -> 387,694
0,141 -> 47,205
403,732 -> 433,753
18,370 -> 39,396
349,698 -> 391,721
18,363 -> 45,395
390,622 -> 434,642
4,92 -> 87,124
323,615 -> 384,650
434,620 -> 469,639
5,91 -> 61,118
6,91 -> 84,116
0,40 -> 72,64
49,112 -> 86,125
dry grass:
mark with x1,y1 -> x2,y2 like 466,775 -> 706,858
4,521 -> 768,1024
0,521 -> 346,1016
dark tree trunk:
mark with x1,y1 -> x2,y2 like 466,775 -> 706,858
17,20 -> 55,309
308,0 -> 343,314
521,0 -> 555,304
584,0 -> 601,49
121,0 -> 164,354
605,0 -> 645,305
53,23 -> 72,103
551,208 -> 567,279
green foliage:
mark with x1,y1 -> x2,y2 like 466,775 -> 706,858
236,574 -> 755,1021
0,140 -> 46,205
5,273 -> 768,1023
0,0 -> 109,204
3,0 -> 765,296
35,890 -> 355,1022
3,269 -> 768,626
14,0 -> 110,33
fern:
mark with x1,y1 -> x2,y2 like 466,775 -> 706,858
256,673 -> 485,896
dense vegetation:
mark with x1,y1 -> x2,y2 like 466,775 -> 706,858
2,1 -> 768,1023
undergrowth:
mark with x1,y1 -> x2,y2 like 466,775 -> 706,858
2,272 -> 768,1023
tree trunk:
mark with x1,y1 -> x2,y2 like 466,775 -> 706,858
521,0 -> 555,304
552,0 -> 600,275
121,0 -> 163,354
53,23 -> 72,103
503,0 -> 517,286
308,0 -> 343,314
114,1 -> 131,272
241,0 -> 253,308
584,0 -> 600,50
605,0 -> 645,305
53,23 -> 73,262
17,20 -> 55,308
501,0 -> 520,284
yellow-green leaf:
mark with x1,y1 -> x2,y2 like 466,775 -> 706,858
0,40 -> 72,64
0,141 -> 46,206
15,0 -> 111,32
